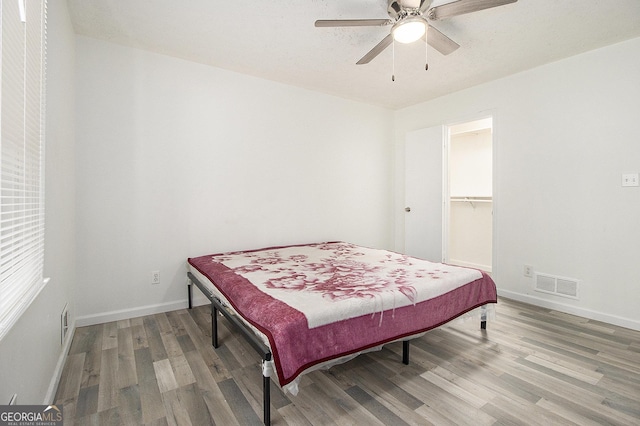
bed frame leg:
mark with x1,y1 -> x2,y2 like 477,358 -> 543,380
263,374 -> 271,426
480,305 -> 487,329
402,340 -> 410,365
187,283 -> 192,309
212,305 -> 219,348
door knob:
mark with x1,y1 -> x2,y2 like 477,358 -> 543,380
405,207 -> 411,212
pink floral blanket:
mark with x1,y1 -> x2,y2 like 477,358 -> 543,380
188,242 -> 497,387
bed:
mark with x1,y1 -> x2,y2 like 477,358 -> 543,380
187,241 -> 497,425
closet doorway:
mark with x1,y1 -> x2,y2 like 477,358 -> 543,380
445,118 -> 493,273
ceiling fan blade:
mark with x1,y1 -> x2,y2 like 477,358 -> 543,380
428,0 -> 517,20
315,19 -> 392,27
356,34 -> 393,65
426,25 -> 460,55
420,0 -> 435,13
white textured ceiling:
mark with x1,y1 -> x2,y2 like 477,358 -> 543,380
66,0 -> 640,109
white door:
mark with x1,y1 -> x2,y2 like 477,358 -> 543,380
404,125 -> 445,261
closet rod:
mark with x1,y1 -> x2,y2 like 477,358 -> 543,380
450,196 -> 492,202
450,196 -> 492,209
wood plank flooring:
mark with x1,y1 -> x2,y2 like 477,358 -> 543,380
55,298 -> 640,425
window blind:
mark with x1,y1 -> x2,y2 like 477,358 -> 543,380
0,0 -> 47,342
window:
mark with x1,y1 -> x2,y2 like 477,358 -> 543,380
0,0 -> 47,341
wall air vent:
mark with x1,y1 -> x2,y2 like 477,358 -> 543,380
534,273 -> 579,300
61,303 -> 69,345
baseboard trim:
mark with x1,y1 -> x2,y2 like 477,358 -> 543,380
498,289 -> 640,331
44,320 -> 76,404
75,300 -> 190,327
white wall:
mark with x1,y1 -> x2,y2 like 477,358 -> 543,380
74,37 -> 394,323
394,37 -> 640,329
0,0 -> 76,404
449,130 -> 492,197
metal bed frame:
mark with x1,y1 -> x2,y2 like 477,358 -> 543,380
187,271 -> 487,425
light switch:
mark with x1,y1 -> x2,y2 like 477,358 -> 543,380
622,173 -> 639,187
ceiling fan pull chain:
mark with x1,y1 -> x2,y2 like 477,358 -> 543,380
392,39 -> 396,81
425,25 -> 429,71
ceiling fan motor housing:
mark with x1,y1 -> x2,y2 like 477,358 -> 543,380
388,0 -> 432,20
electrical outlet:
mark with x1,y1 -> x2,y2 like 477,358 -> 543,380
622,173 -> 639,187
152,270 -> 160,285
524,265 -> 533,278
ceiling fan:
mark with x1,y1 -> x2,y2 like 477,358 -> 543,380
315,0 -> 518,65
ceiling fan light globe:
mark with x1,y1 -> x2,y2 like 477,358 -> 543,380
392,19 -> 426,44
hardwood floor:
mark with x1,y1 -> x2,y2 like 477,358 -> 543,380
55,298 -> 640,425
